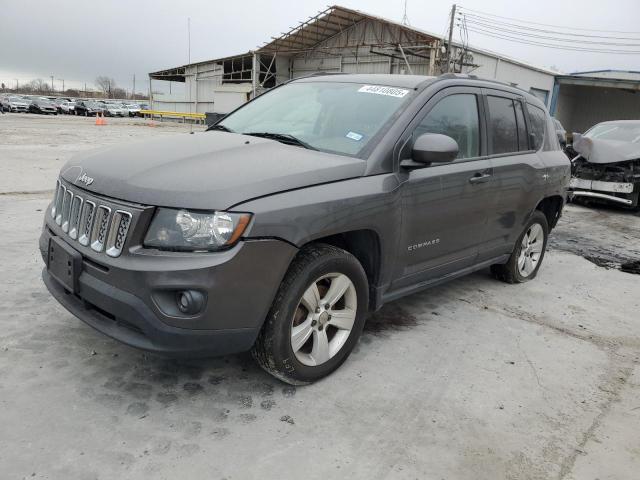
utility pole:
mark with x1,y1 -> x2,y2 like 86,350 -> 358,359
401,0 -> 410,26
50,75 -> 55,93
132,74 -> 136,99
446,4 -> 456,73
15,79 -> 19,91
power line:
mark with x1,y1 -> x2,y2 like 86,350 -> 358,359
457,5 -> 640,35
463,26 -> 640,54
460,13 -> 640,42
461,18 -> 640,47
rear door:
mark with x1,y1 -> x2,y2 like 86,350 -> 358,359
480,89 -> 547,260
393,86 -> 496,290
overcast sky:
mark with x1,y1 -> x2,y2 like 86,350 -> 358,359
1,0 -> 639,93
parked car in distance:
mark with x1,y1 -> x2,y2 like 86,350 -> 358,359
1,95 -> 30,112
569,120 -> 640,209
40,74 -> 569,384
59,101 -> 75,114
103,103 -> 126,117
74,100 -> 104,116
123,103 -> 141,117
553,118 -> 567,149
29,98 -> 58,115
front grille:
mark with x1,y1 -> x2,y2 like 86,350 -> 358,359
50,180 -> 134,258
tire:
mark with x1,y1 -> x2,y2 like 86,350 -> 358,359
491,211 -> 549,284
252,244 -> 369,385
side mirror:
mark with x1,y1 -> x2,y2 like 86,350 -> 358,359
402,133 -> 459,168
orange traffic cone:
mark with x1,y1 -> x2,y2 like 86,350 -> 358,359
95,112 -> 106,126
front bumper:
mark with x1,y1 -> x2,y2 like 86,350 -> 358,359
569,177 -> 638,206
40,218 -> 297,357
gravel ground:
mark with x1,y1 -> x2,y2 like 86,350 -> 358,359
0,114 -> 639,479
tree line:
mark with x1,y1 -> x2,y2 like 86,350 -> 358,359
0,76 -> 148,100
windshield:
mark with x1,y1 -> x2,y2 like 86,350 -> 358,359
585,122 -> 640,143
218,81 -> 413,156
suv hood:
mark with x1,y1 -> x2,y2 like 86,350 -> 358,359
60,132 -> 366,209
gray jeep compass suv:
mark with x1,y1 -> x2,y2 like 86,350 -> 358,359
40,74 -> 570,384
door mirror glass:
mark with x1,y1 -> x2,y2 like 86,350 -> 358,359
412,133 -> 459,164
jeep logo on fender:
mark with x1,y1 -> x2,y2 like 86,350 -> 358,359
76,172 -> 94,186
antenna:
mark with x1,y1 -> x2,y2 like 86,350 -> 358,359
401,0 -> 410,26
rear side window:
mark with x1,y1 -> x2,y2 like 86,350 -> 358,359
414,94 -> 480,160
527,104 -> 547,151
487,96 -> 518,154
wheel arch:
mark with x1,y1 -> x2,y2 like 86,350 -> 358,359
535,195 -> 564,230
301,229 -> 382,311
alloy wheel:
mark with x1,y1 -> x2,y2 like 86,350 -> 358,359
517,223 -> 544,277
291,273 -> 357,367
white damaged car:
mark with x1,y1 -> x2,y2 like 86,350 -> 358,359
569,120 -> 640,209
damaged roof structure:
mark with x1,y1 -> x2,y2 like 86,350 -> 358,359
148,5 -> 557,114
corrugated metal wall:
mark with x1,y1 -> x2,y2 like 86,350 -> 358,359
288,19 -> 434,79
453,48 -> 555,105
555,84 -> 640,133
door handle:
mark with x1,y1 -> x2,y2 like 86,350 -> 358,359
469,171 -> 492,184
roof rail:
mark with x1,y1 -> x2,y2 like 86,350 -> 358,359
438,73 -> 478,80
436,73 -> 537,98
309,71 -> 347,77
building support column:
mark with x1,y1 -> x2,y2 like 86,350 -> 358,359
148,76 -> 153,110
252,52 -> 258,99
549,81 -> 561,115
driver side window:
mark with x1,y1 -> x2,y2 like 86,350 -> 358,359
413,94 -> 480,160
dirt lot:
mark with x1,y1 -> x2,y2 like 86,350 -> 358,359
1,113 -> 639,479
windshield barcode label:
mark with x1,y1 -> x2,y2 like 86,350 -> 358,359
358,85 -> 409,98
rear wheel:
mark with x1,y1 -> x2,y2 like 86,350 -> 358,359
252,244 -> 369,385
491,211 -> 549,283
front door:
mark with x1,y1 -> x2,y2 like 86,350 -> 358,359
392,88 -> 496,291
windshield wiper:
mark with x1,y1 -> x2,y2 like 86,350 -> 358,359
207,124 -> 234,133
243,132 -> 316,150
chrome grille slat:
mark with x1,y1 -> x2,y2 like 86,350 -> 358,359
106,211 -> 132,257
68,195 -> 83,240
90,205 -> 112,252
51,179 -> 134,257
54,184 -> 66,225
51,179 -> 61,218
78,201 -> 96,246
61,189 -> 73,233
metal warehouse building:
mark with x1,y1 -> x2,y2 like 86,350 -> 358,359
551,70 -> 640,134
148,5 -> 557,115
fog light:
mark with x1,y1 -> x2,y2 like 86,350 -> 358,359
175,290 -> 205,315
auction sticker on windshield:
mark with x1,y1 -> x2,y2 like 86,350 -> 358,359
358,85 -> 409,98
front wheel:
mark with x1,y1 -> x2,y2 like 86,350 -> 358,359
491,211 -> 549,283
252,244 -> 369,385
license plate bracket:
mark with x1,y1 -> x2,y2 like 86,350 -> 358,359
47,236 -> 82,293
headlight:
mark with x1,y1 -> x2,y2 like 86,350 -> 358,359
144,208 -> 252,251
